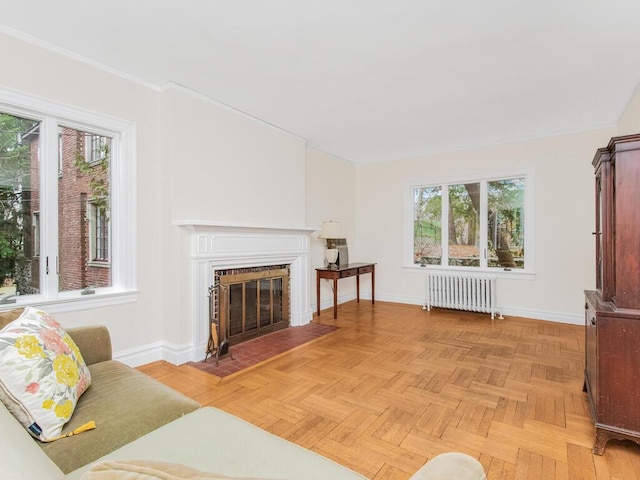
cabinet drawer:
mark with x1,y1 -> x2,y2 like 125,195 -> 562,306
341,268 -> 358,278
358,265 -> 374,274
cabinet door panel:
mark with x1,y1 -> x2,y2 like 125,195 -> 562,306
597,315 -> 640,430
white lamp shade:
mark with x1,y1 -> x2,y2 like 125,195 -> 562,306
318,221 -> 341,239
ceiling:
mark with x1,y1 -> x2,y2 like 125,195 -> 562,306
2,0 -> 640,164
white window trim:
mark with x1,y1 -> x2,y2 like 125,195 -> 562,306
57,127 -> 63,176
32,211 -> 40,258
404,167 -> 535,279
0,87 -> 138,313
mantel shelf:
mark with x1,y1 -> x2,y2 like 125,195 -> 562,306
175,219 -> 318,234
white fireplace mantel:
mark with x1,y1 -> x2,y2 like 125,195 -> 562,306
175,219 -> 318,233
177,220 -> 318,362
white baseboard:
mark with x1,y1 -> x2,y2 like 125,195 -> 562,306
291,308 -> 314,327
316,292 -> 357,313
500,306 -> 583,325
114,341 -> 163,367
114,340 -> 205,368
343,293 -> 585,326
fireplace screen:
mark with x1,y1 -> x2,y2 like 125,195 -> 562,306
219,267 -> 289,343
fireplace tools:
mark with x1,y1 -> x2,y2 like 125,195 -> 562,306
205,283 -> 233,366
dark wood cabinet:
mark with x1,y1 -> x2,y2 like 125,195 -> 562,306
585,134 -> 640,454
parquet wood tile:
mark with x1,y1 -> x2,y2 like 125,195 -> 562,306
140,301 -> 640,479
484,454 -> 517,480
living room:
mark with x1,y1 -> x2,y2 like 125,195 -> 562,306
1,2 -> 640,478
2,8 -> 639,362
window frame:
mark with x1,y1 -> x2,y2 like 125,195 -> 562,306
0,87 -> 137,313
57,127 -> 63,176
406,168 -> 535,278
32,211 -> 40,258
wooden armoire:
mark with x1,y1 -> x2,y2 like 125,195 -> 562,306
584,134 -> 640,454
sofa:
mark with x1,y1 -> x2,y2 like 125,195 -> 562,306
0,316 -> 486,480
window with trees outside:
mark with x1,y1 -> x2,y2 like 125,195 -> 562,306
412,174 -> 530,271
0,89 -> 136,310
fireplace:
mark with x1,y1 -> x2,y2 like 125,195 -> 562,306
178,221 -> 315,364
216,265 -> 290,344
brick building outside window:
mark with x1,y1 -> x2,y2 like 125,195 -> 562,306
28,126 -> 111,292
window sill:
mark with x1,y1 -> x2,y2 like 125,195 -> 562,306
403,264 -> 535,280
0,290 -> 139,315
87,261 -> 111,268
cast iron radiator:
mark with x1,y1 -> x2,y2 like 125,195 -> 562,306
422,272 -> 502,319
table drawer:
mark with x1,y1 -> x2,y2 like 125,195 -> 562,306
340,268 -> 359,278
358,265 -> 374,274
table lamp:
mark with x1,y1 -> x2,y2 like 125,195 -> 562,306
318,220 -> 341,269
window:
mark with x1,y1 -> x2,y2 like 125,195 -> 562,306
89,202 -> 109,263
412,172 -> 531,272
88,134 -> 109,164
0,88 -> 136,310
487,178 -> 525,269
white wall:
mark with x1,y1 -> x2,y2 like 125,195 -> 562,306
617,83 -> 640,135
0,32 -> 164,357
355,128 -> 616,324
160,85 -> 307,225
0,33 -> 310,364
305,147 -> 357,311
159,86 -> 308,352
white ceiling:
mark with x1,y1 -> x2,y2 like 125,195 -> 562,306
2,0 -> 640,164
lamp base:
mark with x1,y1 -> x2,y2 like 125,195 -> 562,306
325,248 -> 338,269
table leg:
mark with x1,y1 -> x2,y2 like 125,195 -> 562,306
356,274 -> 360,303
371,267 -> 375,305
333,278 -> 338,319
316,270 -> 321,317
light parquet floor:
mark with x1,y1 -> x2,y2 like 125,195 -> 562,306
139,301 -> 640,479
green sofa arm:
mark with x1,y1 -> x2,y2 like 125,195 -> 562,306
66,325 -> 113,365
0,310 -> 112,366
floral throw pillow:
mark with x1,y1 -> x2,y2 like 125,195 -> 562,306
0,307 -> 91,441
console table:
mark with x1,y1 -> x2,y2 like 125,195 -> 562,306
316,262 -> 376,319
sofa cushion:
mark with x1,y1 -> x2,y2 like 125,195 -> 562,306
67,407 -> 367,480
0,307 -> 91,441
0,399 -> 65,480
80,460 -> 271,479
41,359 -> 200,474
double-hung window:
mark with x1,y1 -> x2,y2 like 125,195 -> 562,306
0,88 -> 136,310
411,171 -> 533,273
89,134 -> 109,164
89,202 -> 109,263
